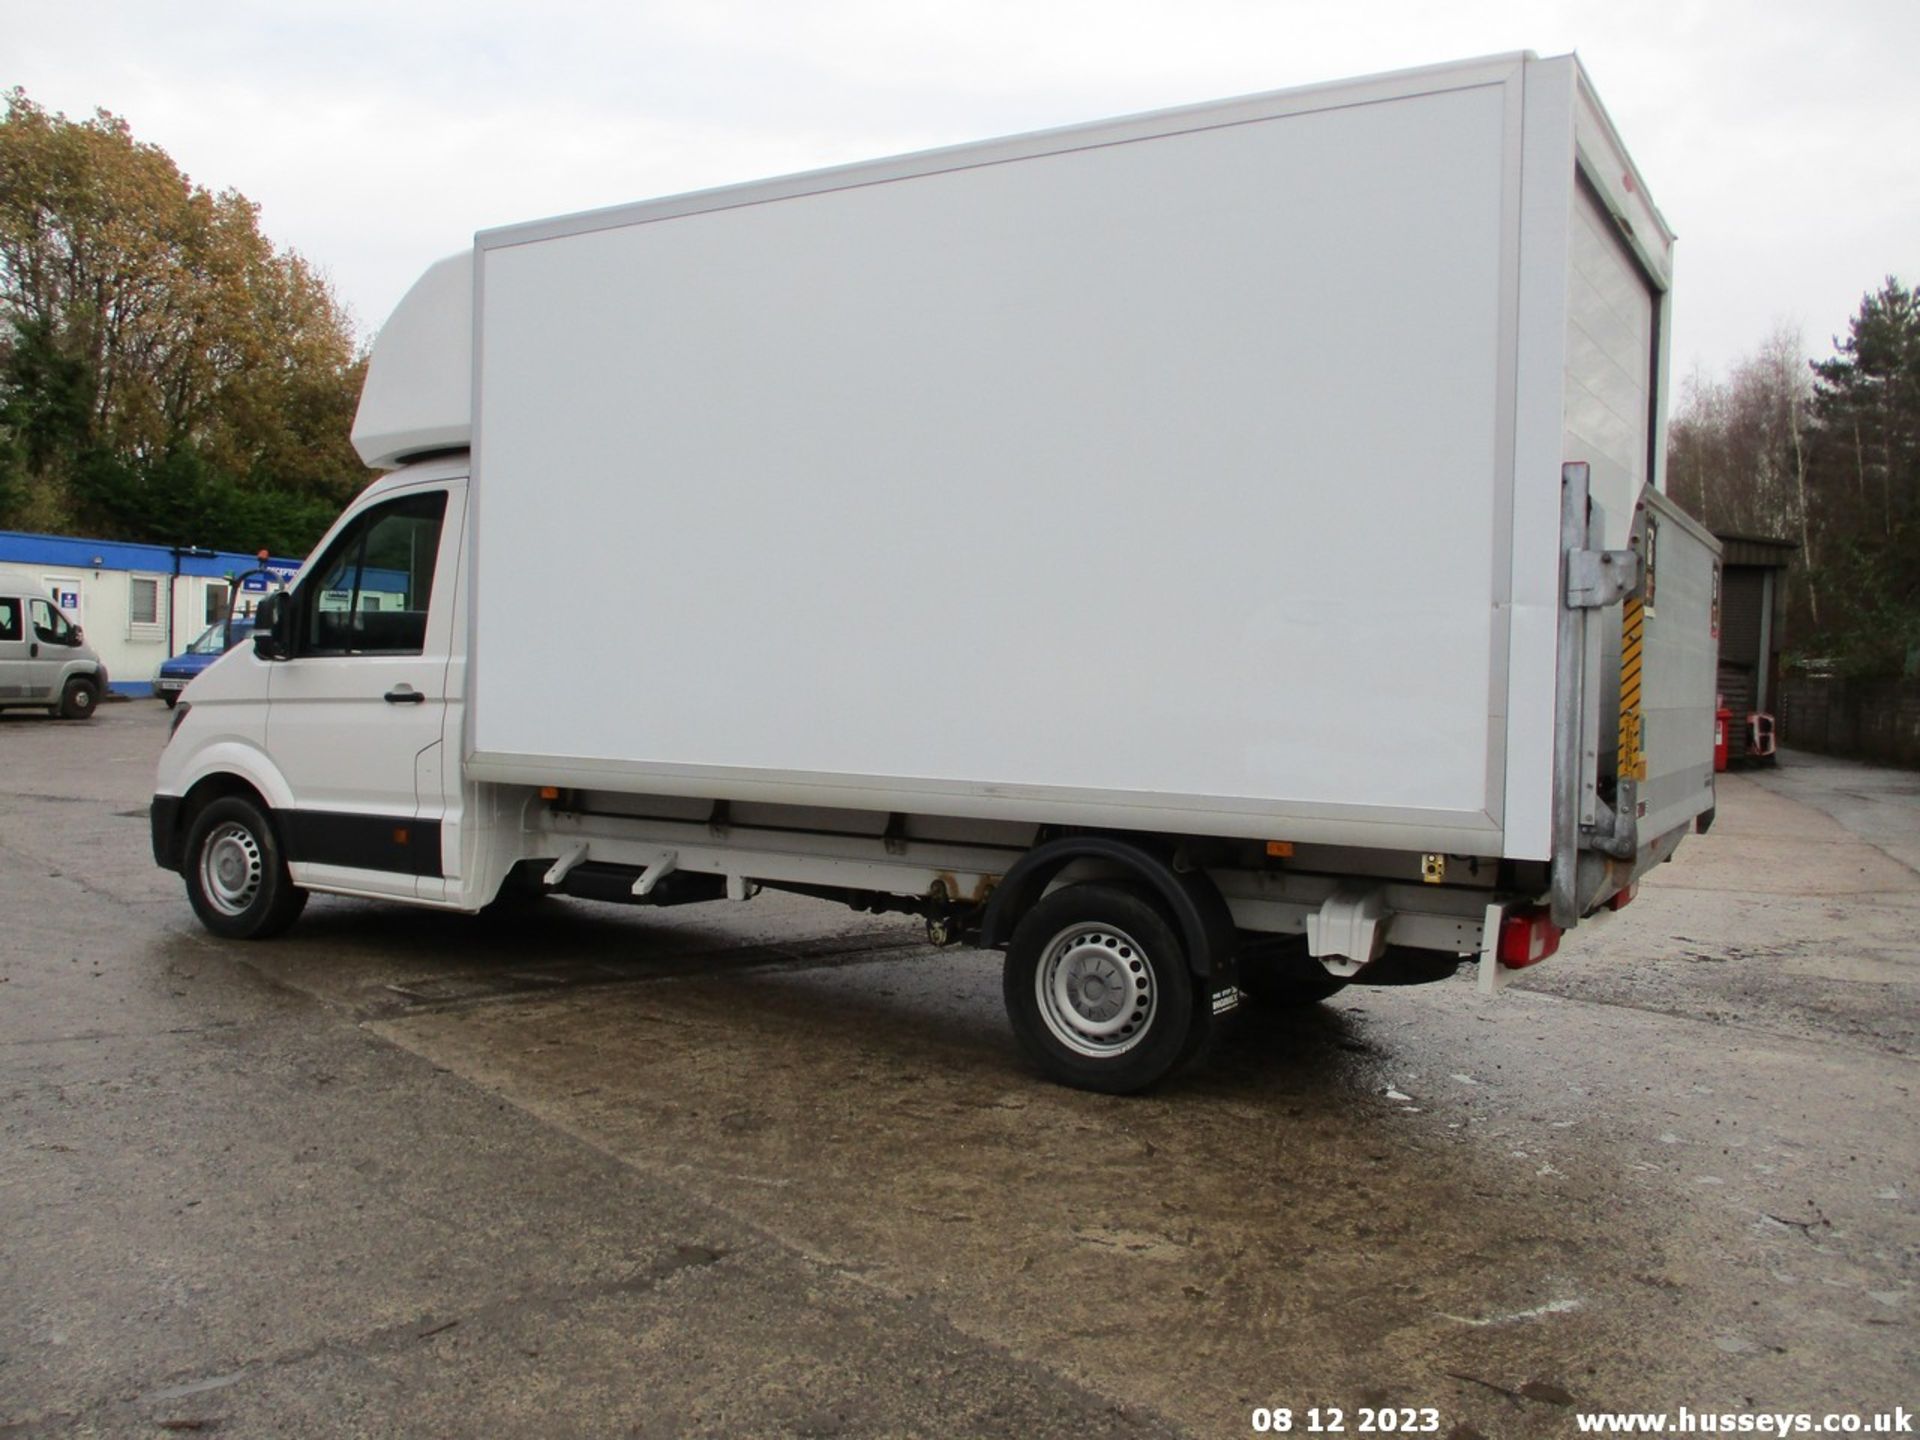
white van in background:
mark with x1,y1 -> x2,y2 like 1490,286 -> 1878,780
0,593 -> 107,719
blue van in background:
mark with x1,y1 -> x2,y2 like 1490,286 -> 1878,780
154,619 -> 254,708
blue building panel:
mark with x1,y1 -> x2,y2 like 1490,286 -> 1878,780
0,531 -> 302,580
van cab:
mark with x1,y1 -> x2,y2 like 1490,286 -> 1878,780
0,593 -> 109,719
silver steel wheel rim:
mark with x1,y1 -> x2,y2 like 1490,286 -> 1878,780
1034,921 -> 1157,1058
200,821 -> 264,916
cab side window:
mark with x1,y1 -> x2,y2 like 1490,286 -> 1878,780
301,491 -> 447,656
29,599 -> 70,645
0,599 -> 19,643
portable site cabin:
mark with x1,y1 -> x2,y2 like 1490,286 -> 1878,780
0,531 -> 299,696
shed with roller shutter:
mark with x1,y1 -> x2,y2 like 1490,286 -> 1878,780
1711,533 -> 1796,760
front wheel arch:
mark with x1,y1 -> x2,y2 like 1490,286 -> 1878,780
165,773 -> 283,871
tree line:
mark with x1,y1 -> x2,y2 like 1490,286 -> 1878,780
0,89 -> 368,556
1666,280 -> 1919,677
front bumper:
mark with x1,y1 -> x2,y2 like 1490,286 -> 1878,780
151,795 -> 185,872
154,676 -> 189,695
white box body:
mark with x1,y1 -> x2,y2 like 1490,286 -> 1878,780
441,53 -> 1673,862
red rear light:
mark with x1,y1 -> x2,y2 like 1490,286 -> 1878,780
1607,882 -> 1638,911
1498,908 -> 1561,968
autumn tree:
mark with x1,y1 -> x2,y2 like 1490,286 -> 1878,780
0,89 -> 368,554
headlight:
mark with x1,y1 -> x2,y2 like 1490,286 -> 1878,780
169,702 -> 191,739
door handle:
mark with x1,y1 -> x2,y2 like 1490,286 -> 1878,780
384,686 -> 426,704
29,642 -> 39,658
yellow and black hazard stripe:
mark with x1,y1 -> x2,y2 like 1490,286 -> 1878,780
1618,596 -> 1647,782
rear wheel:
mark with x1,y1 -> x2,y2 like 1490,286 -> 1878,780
57,677 -> 99,720
1002,883 -> 1205,1094
183,796 -> 308,939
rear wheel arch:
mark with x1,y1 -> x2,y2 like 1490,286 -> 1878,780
979,835 -> 1237,978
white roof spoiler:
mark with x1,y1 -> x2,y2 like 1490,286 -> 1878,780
351,251 -> 472,469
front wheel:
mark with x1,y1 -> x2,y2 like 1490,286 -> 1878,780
1002,883 -> 1205,1094
161,692 -> 179,709
58,677 -> 99,720
183,796 -> 308,939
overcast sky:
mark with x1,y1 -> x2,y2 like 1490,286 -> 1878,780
9,0 -> 1917,383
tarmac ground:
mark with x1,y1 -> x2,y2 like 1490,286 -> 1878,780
2,703 -> 1915,1437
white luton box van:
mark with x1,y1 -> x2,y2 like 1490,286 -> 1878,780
153,52 -> 1720,1092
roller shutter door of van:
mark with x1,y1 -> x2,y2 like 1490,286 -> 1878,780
1564,176 -> 1657,542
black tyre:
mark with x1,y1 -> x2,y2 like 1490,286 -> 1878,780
161,692 -> 179,709
57,677 -> 99,720
183,796 -> 308,939
1237,936 -> 1349,1008
1002,883 -> 1205,1094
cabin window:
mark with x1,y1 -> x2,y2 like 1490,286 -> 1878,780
129,576 -> 160,625
300,491 -> 448,655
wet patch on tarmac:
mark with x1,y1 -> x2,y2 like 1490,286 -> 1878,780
3,711 -> 1914,1436
356,935 -> 1912,1435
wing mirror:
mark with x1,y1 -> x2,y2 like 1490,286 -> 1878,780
251,592 -> 293,661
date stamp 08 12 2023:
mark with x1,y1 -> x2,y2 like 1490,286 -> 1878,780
1251,1408 -> 1441,1433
